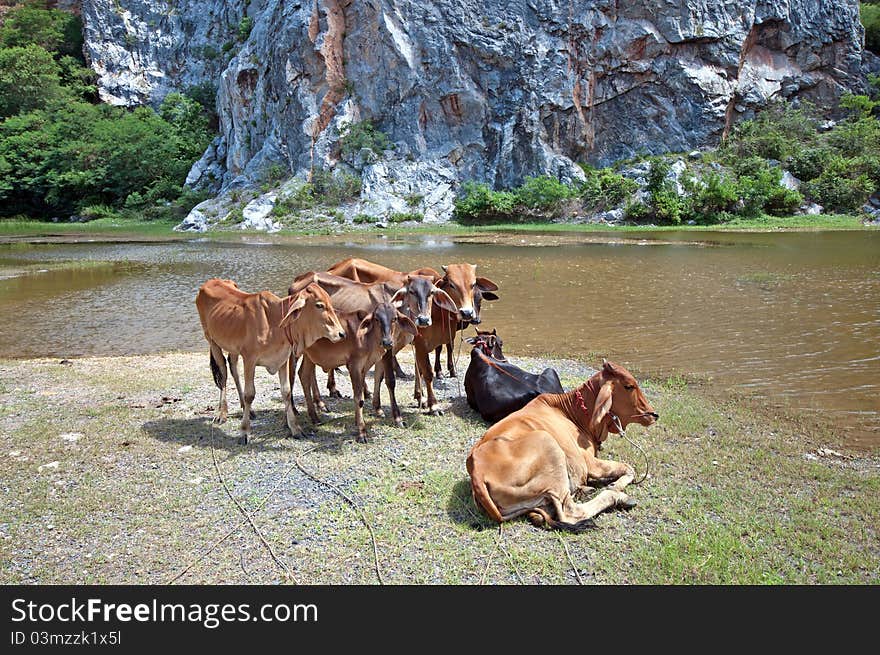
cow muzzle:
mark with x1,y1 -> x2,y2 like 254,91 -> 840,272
417,315 -> 431,327
381,337 -> 393,349
459,308 -> 474,321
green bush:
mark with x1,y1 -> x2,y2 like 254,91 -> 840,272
513,175 -> 575,212
623,197 -> 650,221
310,169 -> 362,204
0,1 -> 84,59
690,171 -> 739,220
353,213 -> 375,224
0,45 -> 65,117
801,156 -> 874,212
788,147 -> 832,182
578,165 -> 637,208
453,182 -> 517,222
237,16 -> 254,41
339,120 -> 391,158
721,103 -> 817,162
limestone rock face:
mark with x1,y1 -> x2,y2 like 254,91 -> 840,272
80,0 -> 870,224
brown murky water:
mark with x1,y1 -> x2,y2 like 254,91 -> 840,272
1,230 -> 878,448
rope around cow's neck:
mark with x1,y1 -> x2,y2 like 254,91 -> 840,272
609,413 -> 649,485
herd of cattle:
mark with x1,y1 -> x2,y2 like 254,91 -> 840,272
196,258 -> 659,531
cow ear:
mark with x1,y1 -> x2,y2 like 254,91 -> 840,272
476,277 -> 499,292
590,382 -> 613,434
396,313 -> 418,337
357,313 -> 374,336
280,295 -> 307,326
432,287 -> 458,314
390,286 -> 407,308
491,328 -> 497,335
465,336 -> 477,345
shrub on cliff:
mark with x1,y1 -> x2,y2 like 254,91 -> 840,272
339,120 -> 391,159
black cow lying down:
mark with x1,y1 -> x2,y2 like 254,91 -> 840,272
464,329 -> 564,424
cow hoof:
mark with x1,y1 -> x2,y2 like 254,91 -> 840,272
394,419 -> 406,428
617,497 -> 638,511
213,415 -> 227,425
374,409 -> 386,418
317,402 -> 329,412
292,429 -> 313,440
356,433 -> 369,444
237,434 -> 249,445
429,408 -> 444,416
448,372 -> 457,378
249,410 -> 256,420
329,390 -> 342,399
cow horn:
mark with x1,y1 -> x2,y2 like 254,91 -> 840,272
441,265 -> 448,273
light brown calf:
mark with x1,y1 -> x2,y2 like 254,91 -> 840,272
467,361 -> 659,531
195,277 -> 345,444
299,301 -> 417,442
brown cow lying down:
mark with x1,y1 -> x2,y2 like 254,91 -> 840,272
467,361 -> 658,531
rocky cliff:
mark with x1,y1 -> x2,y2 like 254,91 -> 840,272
79,0 -> 871,225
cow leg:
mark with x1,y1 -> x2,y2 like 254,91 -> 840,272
433,346 -> 443,378
209,344 -> 228,424
327,369 -> 342,399
238,358 -> 257,445
277,359 -> 304,438
446,343 -> 457,378
349,363 -> 369,443
371,363 -> 385,418
382,351 -> 404,427
416,347 -> 442,415
298,358 -> 321,425
227,353 -> 254,419
286,354 -> 299,416
412,347 -> 424,407
587,458 -> 636,492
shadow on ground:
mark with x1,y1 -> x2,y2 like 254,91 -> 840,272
447,478 -> 495,532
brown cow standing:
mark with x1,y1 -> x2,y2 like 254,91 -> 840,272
467,361 -> 658,531
196,277 -> 346,444
411,263 -> 498,415
326,257 -> 444,378
298,301 -> 417,442
287,271 -> 455,425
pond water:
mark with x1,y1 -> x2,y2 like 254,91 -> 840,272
1,230 -> 878,448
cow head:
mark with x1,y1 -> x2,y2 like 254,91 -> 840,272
358,302 -> 418,350
390,274 -> 457,327
586,360 -> 658,439
280,282 -> 346,345
465,328 -> 504,359
438,263 -> 498,324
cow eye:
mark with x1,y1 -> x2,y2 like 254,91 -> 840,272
624,384 -> 635,390
471,282 -> 476,288
315,302 -> 325,309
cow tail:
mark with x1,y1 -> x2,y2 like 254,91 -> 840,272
467,456 -> 504,523
209,346 -> 227,390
